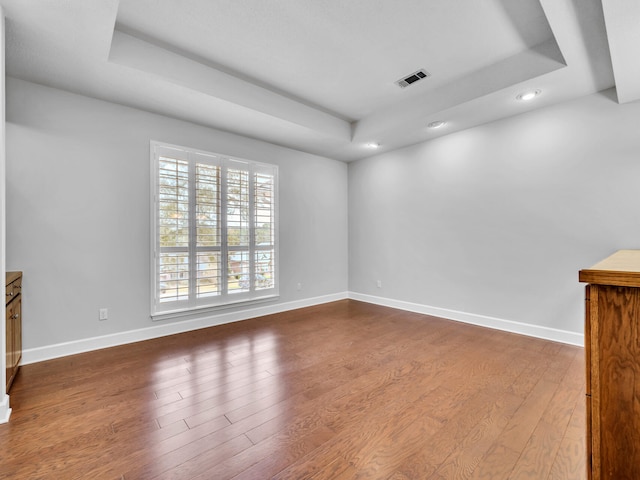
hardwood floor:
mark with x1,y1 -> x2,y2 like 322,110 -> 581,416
0,300 -> 586,479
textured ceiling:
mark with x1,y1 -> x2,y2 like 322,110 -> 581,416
0,0 -> 635,161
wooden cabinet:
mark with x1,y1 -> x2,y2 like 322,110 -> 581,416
5,271 -> 22,391
579,250 -> 640,480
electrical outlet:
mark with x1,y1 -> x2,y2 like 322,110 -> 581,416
99,308 -> 108,321
297,282 -> 303,291
377,280 -> 382,288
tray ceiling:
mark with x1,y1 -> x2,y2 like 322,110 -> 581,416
1,0 -> 635,161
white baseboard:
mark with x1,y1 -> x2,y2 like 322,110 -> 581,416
348,292 -> 584,347
0,394 -> 11,424
22,292 -> 348,365
22,290 -> 582,366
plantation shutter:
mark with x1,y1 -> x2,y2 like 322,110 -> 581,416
151,142 -> 278,317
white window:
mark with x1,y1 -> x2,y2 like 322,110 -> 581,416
151,142 -> 278,317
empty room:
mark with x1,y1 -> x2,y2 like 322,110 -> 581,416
1,0 -> 640,479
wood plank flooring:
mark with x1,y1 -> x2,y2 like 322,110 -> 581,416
0,300 -> 586,479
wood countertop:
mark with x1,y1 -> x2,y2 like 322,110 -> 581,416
579,250 -> 640,287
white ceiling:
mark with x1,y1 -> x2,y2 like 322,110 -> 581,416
0,0 -> 637,162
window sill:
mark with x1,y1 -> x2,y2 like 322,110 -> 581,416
151,294 -> 280,322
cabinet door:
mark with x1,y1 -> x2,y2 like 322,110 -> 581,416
6,303 -> 14,389
596,285 -> 640,479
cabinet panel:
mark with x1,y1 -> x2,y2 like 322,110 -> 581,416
580,251 -> 640,479
5,271 -> 22,391
596,285 -> 640,479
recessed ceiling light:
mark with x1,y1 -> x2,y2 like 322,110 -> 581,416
365,142 -> 380,149
516,89 -> 541,101
427,120 -> 446,129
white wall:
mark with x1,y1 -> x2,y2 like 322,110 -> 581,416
5,78 -> 348,359
349,89 -> 640,341
8,76 -> 640,359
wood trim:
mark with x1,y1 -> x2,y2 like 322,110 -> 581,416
585,285 -> 591,396
589,284 -> 601,480
584,284 -> 592,479
578,270 -> 640,287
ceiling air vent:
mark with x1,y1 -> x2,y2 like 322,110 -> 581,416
396,69 -> 430,89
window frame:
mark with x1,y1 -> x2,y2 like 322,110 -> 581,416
150,141 -> 279,319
